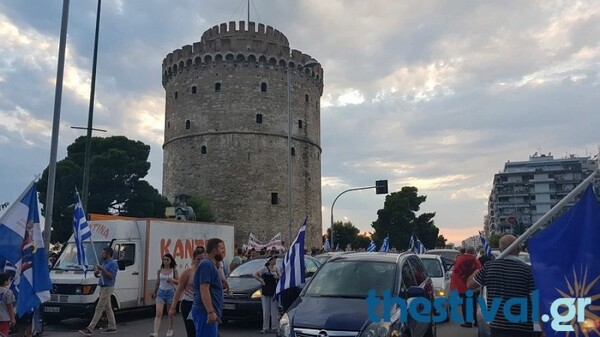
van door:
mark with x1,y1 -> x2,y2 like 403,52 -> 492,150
112,241 -> 141,308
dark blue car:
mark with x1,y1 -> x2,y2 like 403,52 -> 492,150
278,252 -> 436,337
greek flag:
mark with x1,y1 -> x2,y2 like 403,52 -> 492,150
323,238 -> 331,252
367,240 -> 376,252
409,234 -> 427,254
379,236 -> 389,252
479,232 -> 492,257
275,218 -> 306,296
73,191 -> 91,273
0,182 -> 52,317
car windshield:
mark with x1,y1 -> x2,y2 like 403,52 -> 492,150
53,242 -> 108,271
315,255 -> 332,264
421,258 -> 443,277
304,260 -> 396,298
229,258 -> 281,277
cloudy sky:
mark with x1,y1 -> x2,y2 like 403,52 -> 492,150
1,1 -> 598,245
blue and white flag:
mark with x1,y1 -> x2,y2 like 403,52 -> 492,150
0,182 -> 52,317
73,191 -> 91,274
416,237 -> 427,254
410,234 -> 427,254
367,240 -> 376,252
380,236 -> 389,252
275,218 -> 306,296
323,238 -> 331,252
479,232 -> 492,257
409,235 -> 415,252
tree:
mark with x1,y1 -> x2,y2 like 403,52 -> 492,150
37,136 -> 169,243
371,186 -> 439,251
186,196 -> 216,222
355,234 -> 371,250
326,221 -> 360,250
488,234 -> 501,248
436,234 -> 448,248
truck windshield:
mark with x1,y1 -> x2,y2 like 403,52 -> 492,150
53,242 -> 109,271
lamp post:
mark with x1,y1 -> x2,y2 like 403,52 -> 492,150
287,59 -> 319,244
330,180 -> 388,248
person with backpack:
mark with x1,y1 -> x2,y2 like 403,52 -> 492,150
252,256 -> 280,334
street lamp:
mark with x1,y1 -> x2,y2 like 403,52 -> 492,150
287,58 -> 319,244
330,180 -> 387,248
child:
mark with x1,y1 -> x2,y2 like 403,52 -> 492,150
0,272 -> 16,337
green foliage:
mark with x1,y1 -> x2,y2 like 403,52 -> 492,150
371,186 -> 439,251
355,234 -> 372,250
186,196 -> 216,222
488,234 -> 501,248
36,136 -> 168,243
436,234 -> 448,248
326,221 -> 360,250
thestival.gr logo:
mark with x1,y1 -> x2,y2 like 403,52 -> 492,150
366,289 -> 593,333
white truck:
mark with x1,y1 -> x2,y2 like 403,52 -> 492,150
42,215 -> 234,320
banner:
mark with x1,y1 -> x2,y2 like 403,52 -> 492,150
247,232 -> 283,251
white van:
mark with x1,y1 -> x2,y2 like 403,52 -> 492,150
42,215 -> 234,320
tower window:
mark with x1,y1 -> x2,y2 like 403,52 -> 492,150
298,120 -> 303,129
185,120 -> 190,129
201,145 -> 207,154
192,86 -> 197,94
175,91 -> 178,99
215,82 -> 221,92
261,82 -> 267,92
271,192 -> 279,205
167,121 -> 170,129
256,114 -> 263,124
305,94 -> 309,102
291,147 -> 296,156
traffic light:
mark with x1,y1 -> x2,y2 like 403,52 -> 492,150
375,180 -> 388,195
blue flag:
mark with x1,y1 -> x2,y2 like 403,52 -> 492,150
380,236 -> 389,252
275,218 -> 306,296
0,183 -> 52,317
528,185 -> 600,335
416,237 -> 427,254
479,232 -> 492,257
73,191 -> 92,275
367,240 -> 376,252
409,234 -> 415,253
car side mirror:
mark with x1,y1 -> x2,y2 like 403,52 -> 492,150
117,260 -> 126,271
406,286 -> 426,298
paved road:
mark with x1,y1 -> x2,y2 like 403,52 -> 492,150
43,308 -> 477,337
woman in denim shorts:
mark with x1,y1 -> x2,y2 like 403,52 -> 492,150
150,254 -> 178,337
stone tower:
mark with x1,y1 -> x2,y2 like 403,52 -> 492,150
161,21 -> 323,249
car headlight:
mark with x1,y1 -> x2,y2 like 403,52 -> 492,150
251,289 -> 262,299
82,285 -> 97,295
359,321 -> 400,337
436,288 -> 446,297
278,313 -> 291,337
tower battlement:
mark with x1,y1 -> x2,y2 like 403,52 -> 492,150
161,21 -> 323,88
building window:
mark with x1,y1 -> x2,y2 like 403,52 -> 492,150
256,114 -> 263,124
261,82 -> 267,92
185,120 -> 190,129
192,86 -> 197,94
201,145 -> 207,154
215,82 -> 221,92
167,121 -> 170,129
175,91 -> 178,99
291,147 -> 296,156
271,192 -> 278,205
305,94 -> 309,102
298,120 -> 303,129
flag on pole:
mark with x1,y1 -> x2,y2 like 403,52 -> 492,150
409,234 -> 415,253
367,240 -> 376,252
409,234 -> 427,254
379,236 -> 389,252
275,218 -> 307,296
0,182 -> 52,317
479,232 -> 492,257
73,191 -> 92,276
416,237 -> 427,254
528,185 -> 600,335
323,238 -> 331,252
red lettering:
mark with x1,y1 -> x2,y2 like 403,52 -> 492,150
174,240 -> 184,259
195,239 -> 205,248
160,239 -> 172,257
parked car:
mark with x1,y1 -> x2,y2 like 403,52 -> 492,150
223,255 -> 321,321
426,249 -> 461,263
419,254 -> 450,318
278,252 -> 436,337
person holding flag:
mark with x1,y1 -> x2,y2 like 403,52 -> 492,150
276,218 -> 307,313
0,182 -> 52,336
